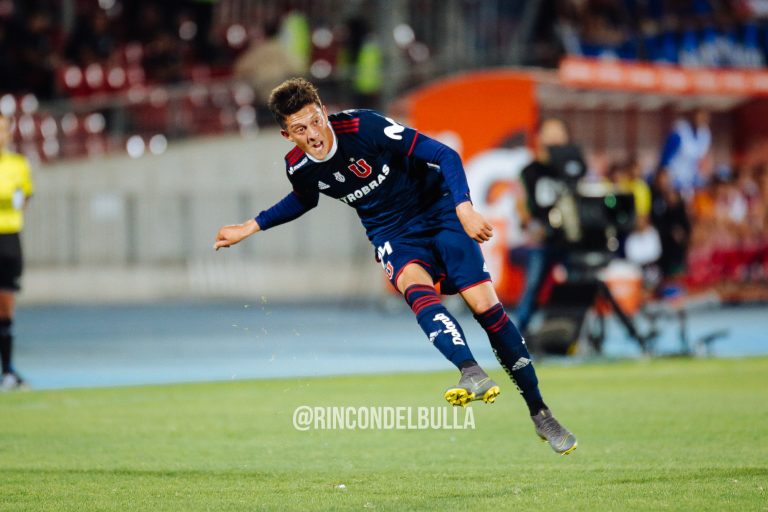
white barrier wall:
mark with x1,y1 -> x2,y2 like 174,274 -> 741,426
20,132 -> 382,303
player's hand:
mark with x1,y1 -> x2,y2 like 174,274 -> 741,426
456,201 -> 493,243
214,219 -> 260,251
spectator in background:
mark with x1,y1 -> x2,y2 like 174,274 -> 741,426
279,10 -> 311,74
143,31 -> 183,84
607,157 -> 652,224
127,3 -> 166,45
66,9 -> 117,67
579,0 -> 638,60
658,109 -> 711,202
234,20 -> 302,120
755,166 -> 768,277
0,19 -> 19,93
343,16 -> 382,109
714,172 -> 749,243
650,168 -> 691,280
750,165 -> 768,238
609,158 -> 662,286
515,117 -> 572,334
16,9 -> 61,99
0,114 -> 34,390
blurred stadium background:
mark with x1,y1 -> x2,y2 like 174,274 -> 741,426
2,0 -> 768,386
3,2 -> 768,510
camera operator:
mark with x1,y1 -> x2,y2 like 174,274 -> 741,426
515,117 -> 575,335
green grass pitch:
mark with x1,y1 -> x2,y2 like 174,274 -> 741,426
1,357 -> 767,511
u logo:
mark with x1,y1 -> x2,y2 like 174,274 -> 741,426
348,159 -> 372,178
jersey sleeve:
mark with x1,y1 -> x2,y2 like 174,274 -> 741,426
409,134 -> 471,206
254,153 -> 320,231
287,168 -> 320,210
255,190 -> 316,231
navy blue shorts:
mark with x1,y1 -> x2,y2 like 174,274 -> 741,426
374,214 -> 491,295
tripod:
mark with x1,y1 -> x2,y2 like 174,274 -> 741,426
525,253 -> 654,355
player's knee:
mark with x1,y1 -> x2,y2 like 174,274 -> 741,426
460,282 -> 499,315
474,300 -> 501,316
396,264 -> 433,293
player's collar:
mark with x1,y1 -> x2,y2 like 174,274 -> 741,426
305,125 -> 338,163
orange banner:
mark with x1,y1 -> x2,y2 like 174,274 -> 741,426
396,70 -> 537,161
559,56 -> 768,96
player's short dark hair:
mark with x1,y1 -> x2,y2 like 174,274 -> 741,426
268,78 -> 322,129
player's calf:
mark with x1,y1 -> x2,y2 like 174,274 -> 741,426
474,303 -> 546,415
403,284 -> 501,405
404,284 -> 476,368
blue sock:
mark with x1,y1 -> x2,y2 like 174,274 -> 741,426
404,285 -> 475,369
475,304 -> 546,415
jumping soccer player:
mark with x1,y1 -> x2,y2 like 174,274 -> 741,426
214,78 -> 577,454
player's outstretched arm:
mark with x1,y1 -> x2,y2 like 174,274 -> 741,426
213,190 -> 318,251
214,219 -> 260,250
456,201 -> 494,243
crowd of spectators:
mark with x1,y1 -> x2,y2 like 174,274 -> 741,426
599,110 -> 768,301
553,0 -> 768,69
0,0 -> 398,109
685,162 -> 768,300
0,0 -> 233,100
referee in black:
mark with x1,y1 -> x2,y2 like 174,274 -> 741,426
0,114 -> 34,390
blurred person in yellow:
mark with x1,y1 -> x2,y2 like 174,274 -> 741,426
607,158 -> 652,221
0,114 -> 33,390
608,158 -> 662,290
234,20 -> 302,117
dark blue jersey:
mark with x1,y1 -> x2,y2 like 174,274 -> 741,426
257,109 -> 471,245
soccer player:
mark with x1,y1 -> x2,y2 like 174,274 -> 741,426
0,114 -> 34,390
214,79 -> 577,454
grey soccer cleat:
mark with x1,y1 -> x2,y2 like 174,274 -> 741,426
1,372 -> 28,391
444,366 -> 500,406
531,408 -> 577,455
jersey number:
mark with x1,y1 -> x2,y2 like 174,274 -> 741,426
377,241 -> 394,279
348,158 -> 372,178
377,241 -> 393,269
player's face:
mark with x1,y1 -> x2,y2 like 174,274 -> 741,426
281,104 -> 334,160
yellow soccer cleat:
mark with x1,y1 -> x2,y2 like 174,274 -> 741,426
444,366 -> 501,406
